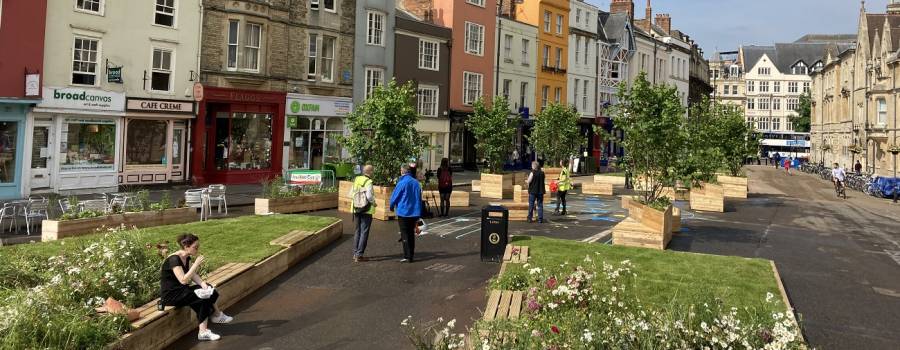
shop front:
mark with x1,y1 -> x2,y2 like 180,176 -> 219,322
192,87 -> 285,185
449,112 -> 477,170
283,94 -> 352,171
27,87 -> 126,194
415,118 -> 450,172
119,98 -> 194,185
0,101 -> 29,199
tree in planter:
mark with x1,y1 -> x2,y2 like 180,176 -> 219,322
529,103 -> 583,166
716,104 -> 760,177
466,96 -> 517,174
678,98 -> 723,187
341,79 -> 429,185
611,72 -> 686,207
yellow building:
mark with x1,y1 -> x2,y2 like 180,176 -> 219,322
514,0 -> 569,113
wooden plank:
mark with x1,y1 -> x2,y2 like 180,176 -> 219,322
496,291 -> 513,319
508,291 -> 523,319
483,290 -> 502,321
519,246 -> 529,263
502,245 -> 513,261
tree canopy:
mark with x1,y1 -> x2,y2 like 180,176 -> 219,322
466,96 -> 517,174
529,103 -> 583,166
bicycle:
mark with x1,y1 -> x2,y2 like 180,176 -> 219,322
864,178 -> 883,197
834,180 -> 847,199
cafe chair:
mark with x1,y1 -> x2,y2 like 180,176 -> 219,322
207,184 -> 228,216
184,189 -> 209,221
23,199 -> 50,236
0,202 -> 18,233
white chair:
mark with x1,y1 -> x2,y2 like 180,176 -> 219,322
109,195 -> 129,213
58,198 -> 73,214
23,199 -> 49,235
207,184 -> 228,215
184,189 -> 209,221
0,202 -> 18,233
81,199 -> 109,213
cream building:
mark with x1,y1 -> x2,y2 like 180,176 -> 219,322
567,0 -> 598,119
624,1 -> 690,107
27,0 -> 201,195
709,51 -> 746,107
495,15 -> 538,162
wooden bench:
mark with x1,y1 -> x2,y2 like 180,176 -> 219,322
489,202 -> 530,221
482,290 -> 524,321
582,182 -> 613,196
270,230 -> 314,247
512,185 -> 549,204
502,245 -> 529,263
129,262 -> 254,330
611,217 -> 672,250
471,180 -> 481,192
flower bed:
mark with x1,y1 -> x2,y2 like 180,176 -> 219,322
0,215 -> 338,350
41,207 -> 196,242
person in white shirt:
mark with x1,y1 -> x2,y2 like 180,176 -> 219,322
831,163 -> 846,189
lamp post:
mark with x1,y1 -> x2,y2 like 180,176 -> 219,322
890,144 -> 899,203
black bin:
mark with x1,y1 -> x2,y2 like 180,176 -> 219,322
480,205 -> 509,262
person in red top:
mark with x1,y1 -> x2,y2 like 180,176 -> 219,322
783,157 -> 792,175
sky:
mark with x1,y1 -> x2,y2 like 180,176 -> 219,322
587,0 -> 890,56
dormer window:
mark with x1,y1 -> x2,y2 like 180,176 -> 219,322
792,61 -> 808,75
813,61 -> 824,72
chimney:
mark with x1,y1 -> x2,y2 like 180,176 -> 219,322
399,0 -> 433,20
644,0 -> 652,21
655,13 -> 671,34
609,0 -> 634,22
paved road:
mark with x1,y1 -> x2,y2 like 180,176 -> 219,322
172,166 -> 900,349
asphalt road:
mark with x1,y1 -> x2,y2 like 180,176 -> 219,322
171,166 -> 900,350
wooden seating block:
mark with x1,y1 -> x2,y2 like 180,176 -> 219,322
690,184 -> 725,212
471,180 -> 481,192
611,217 -> 671,250
582,182 -> 613,195
269,230 -> 313,247
502,245 -> 529,263
489,202 -> 530,221
483,290 -> 524,321
671,206 -> 681,233
593,175 -> 626,186
481,174 -> 513,199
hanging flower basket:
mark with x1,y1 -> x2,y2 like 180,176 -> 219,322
888,145 -> 900,154
848,144 -> 863,154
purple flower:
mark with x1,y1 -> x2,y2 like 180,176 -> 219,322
527,298 -> 541,311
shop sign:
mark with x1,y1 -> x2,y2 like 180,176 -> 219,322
38,87 -> 125,112
126,98 -> 194,114
25,74 -> 40,96
286,169 -> 323,185
193,82 -> 204,101
287,116 -> 298,128
107,67 -> 123,83
286,95 -> 353,117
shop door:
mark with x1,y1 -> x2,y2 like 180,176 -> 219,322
171,125 -> 186,181
30,123 -> 53,189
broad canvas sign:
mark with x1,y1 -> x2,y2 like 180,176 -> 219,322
37,87 -> 125,111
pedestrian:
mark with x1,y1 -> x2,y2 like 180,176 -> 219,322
159,234 -> 233,341
512,149 -> 520,169
773,152 -> 781,169
855,160 -> 862,175
437,158 -> 453,217
784,157 -> 792,175
390,164 -> 423,263
526,160 -> 546,223
349,165 -> 375,262
554,159 -> 572,216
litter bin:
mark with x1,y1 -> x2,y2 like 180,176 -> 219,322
481,205 -> 509,262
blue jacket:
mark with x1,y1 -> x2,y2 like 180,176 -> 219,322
389,173 -> 423,218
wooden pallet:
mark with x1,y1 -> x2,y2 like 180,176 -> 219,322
483,290 -> 524,321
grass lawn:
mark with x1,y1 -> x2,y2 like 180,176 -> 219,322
3,214 -> 339,272
504,235 -> 786,314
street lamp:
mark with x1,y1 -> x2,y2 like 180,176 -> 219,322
890,143 -> 900,203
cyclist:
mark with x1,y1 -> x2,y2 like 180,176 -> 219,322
831,163 -> 846,195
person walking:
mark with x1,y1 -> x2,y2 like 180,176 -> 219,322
784,157 -> 792,175
554,159 -> 572,216
390,164 -> 423,263
526,161 -> 546,223
437,158 -> 453,217
773,152 -> 781,169
349,165 -> 375,262
855,160 -> 863,175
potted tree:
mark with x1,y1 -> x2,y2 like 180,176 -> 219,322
339,80 -> 428,220
712,103 -> 757,200
528,103 -> 583,192
608,73 -> 685,250
467,96 -> 518,199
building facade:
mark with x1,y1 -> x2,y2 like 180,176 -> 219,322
568,0 -> 598,120
32,0 -> 200,194
495,14 -> 538,168
0,0 -> 46,199
709,51 -> 746,107
596,8 -> 634,168
354,0 -> 394,107
515,0 -> 569,113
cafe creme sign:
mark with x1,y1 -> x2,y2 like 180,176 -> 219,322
126,98 -> 194,114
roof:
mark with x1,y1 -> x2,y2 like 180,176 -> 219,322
599,12 -> 629,45
772,43 -> 831,72
794,34 -> 857,43
866,14 -> 900,53
741,45 -> 776,70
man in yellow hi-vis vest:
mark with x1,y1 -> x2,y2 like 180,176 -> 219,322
349,165 -> 376,262
554,159 -> 572,216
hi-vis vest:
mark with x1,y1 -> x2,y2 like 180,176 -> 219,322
350,175 -> 376,215
558,168 -> 572,192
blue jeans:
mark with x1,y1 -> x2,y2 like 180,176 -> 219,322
353,213 -> 373,257
528,193 -> 544,221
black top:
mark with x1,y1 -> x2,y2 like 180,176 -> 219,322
528,170 -> 546,195
160,254 -> 189,303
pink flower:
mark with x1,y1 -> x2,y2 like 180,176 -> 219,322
546,276 -> 557,289
550,325 -> 560,334
527,298 -> 541,311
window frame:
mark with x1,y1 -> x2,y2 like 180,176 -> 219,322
521,39 -> 529,66
554,87 -> 561,103
71,36 -> 101,86
320,35 -> 335,82
519,82 -> 528,109
877,98 -> 888,125
227,19 -> 240,70
543,45 -> 550,67
323,0 -> 336,12
464,21 -> 485,56
544,11 -> 551,32
149,47 -> 175,93
364,67 -> 384,99
555,47 -> 562,69
462,71 -> 483,106
418,38 -> 440,71
242,22 -> 262,72
417,85 -> 439,117
74,0 -> 104,16
556,15 -> 563,34
502,79 -> 511,100
307,33 -> 318,80
541,85 -> 549,108
465,0 -> 485,7
503,34 -> 513,60
153,0 -> 177,28
366,11 -> 385,46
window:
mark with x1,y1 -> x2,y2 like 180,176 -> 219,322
76,0 -> 102,13
541,86 -> 549,108
576,9 -> 581,24
150,48 -> 173,92
585,12 -> 590,26
722,85 -> 729,95
154,0 -> 175,27
574,79 -> 579,106
555,47 -> 562,69
803,82 -> 810,93
321,36 -> 335,82
877,98 -> 887,125
543,45 -> 550,66
554,87 -> 561,103
419,39 -> 439,70
747,81 -> 754,92
214,113 -> 273,170
364,67 -> 383,98
747,98 -> 755,110
417,86 -> 439,117
466,0 -> 485,7
72,37 -> 99,85
61,118 -> 116,171
465,22 -> 484,56
773,117 -> 781,131
367,11 -> 385,46
504,34 -> 512,60
243,23 -> 261,71
787,98 -> 799,111
758,117 -> 769,130
519,82 -> 528,108
759,98 -> 770,110
323,0 -> 335,12
575,37 -> 581,64
463,72 -> 483,106
582,81 -> 588,110
759,81 -> 769,93
544,11 -> 551,32
732,85 -> 737,95
584,39 -> 589,64
773,98 -> 781,110
307,34 -> 317,79
788,82 -> 798,93
758,67 -> 770,75
0,122 -> 17,183
502,79 -> 511,100
773,81 -> 781,93
126,120 -> 168,166
227,20 -> 239,69
792,62 -> 807,75
521,39 -> 529,65
311,0 -> 319,10
556,15 -> 563,34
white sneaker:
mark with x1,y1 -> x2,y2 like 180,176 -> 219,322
198,329 -> 221,341
211,313 -> 233,324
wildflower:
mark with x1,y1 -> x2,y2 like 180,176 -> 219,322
581,329 -> 594,342
447,319 -> 456,329
531,329 -> 541,337
548,302 -> 558,309
401,316 -> 411,326
527,298 -> 541,311
550,325 -> 560,334
765,292 -> 774,303
546,276 -> 557,289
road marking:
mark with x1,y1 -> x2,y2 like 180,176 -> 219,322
439,222 -> 481,237
455,228 -> 481,239
582,229 -> 613,243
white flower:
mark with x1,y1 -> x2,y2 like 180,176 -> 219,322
528,267 -> 542,275
400,316 -> 410,326
447,319 -> 456,329
548,302 -> 558,309
766,292 -> 775,303
581,329 -> 594,342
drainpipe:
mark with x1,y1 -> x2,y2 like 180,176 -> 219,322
495,13 -> 503,97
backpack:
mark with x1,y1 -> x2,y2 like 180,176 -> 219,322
352,177 -> 372,214
438,168 -> 452,188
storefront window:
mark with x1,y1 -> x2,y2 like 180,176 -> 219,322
216,113 -> 272,171
288,116 -> 344,169
450,123 -> 464,165
0,122 -> 18,183
61,119 -> 116,172
324,118 -> 343,164
126,119 -> 168,166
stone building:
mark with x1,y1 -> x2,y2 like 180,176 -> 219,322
709,51 -> 746,107
494,12 -> 538,169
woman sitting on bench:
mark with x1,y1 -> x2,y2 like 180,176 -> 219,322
160,233 -> 234,341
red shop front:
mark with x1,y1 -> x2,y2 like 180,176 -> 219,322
192,87 -> 286,185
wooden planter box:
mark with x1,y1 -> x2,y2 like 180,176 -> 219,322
613,196 -> 673,250
659,187 -> 690,201
582,182 -> 613,196
471,180 -> 481,192
671,206 -> 681,233
489,202 -> 532,221
254,192 -> 338,215
481,173 -> 513,199
690,183 -> 725,212
717,175 -> 748,199
338,181 -> 396,220
593,175 -> 626,186
543,167 -> 563,192
41,207 -> 196,242
112,221 -> 343,350
513,172 -> 528,188
512,185 -> 549,204
421,190 -> 470,207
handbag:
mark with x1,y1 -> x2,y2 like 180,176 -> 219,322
549,180 -> 559,193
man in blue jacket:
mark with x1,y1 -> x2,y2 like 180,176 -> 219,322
390,164 -> 423,263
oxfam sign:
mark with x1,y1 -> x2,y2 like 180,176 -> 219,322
290,101 -> 321,114
285,95 -> 352,116
38,87 -> 125,111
